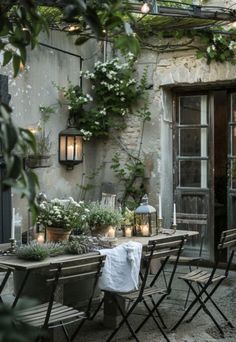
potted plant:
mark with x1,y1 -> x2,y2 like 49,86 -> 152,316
37,197 -> 88,242
26,106 -> 55,168
86,202 -> 122,236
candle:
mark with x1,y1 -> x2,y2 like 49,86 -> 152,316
37,233 -> 45,244
141,224 -> 149,237
158,195 -> 162,219
11,208 -> 15,239
125,226 -> 132,238
67,145 -> 74,160
173,203 -> 177,225
107,226 -> 116,238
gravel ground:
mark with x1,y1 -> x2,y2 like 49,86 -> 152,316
70,267 -> 236,342
2,266 -> 236,341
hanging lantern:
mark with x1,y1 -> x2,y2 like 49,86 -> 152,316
58,127 -> 83,169
134,194 -> 157,236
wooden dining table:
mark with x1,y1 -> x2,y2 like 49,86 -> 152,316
0,228 -> 199,332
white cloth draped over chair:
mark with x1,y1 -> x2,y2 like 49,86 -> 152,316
98,241 -> 142,292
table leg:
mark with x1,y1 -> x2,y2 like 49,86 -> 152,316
103,292 -> 126,329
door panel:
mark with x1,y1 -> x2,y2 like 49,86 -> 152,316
174,94 -> 210,259
228,93 -> 236,230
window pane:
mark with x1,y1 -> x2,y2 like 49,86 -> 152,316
231,93 -> 236,122
180,128 -> 207,157
232,126 -> 236,156
231,160 -> 236,189
180,160 -> 201,187
179,95 -> 208,125
179,96 -> 201,124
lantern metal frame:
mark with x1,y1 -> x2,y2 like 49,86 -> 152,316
58,126 -> 83,170
134,194 -> 157,236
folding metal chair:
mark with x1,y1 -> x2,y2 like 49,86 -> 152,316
14,254 -> 106,342
162,227 -> 205,309
105,234 -> 187,342
171,228 -> 236,337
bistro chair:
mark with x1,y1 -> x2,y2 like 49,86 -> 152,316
104,234 -> 187,342
171,228 -> 236,338
162,212 -> 206,309
14,254 -> 106,342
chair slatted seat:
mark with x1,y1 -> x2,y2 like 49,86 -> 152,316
171,228 -> 236,338
180,269 -> 225,284
104,234 -> 187,342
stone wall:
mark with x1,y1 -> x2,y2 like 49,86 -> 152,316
2,4 -> 236,230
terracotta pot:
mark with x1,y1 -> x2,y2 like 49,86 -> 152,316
92,224 -> 115,237
46,227 -> 71,242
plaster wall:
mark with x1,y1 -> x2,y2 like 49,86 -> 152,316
1,30 -> 101,229
3,25 -> 236,231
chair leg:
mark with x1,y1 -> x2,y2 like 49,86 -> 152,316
90,297 -> 104,320
106,297 -> 140,342
185,282 -> 225,337
61,322 -> 72,342
148,296 -> 167,329
187,283 -> 234,328
162,269 -> 168,289
71,318 -> 86,341
171,280 -> 208,331
135,294 -> 167,334
141,299 -> 170,342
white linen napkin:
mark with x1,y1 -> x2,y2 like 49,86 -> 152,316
98,241 -> 142,292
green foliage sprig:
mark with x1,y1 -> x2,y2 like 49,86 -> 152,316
16,241 -> 65,261
0,103 -> 39,218
86,203 -> 122,229
111,153 -> 145,210
59,54 -> 148,139
65,235 -> 90,254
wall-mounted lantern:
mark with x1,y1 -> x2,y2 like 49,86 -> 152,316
58,126 -> 83,170
134,194 -> 157,236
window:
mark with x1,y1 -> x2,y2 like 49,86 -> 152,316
177,95 -> 208,188
230,93 -> 236,189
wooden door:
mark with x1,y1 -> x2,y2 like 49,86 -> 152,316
173,93 -> 210,260
0,75 -> 12,243
228,93 -> 236,229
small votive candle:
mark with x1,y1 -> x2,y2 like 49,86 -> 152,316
141,224 -> 149,237
124,226 -> 133,238
37,233 -> 45,244
107,226 -> 116,238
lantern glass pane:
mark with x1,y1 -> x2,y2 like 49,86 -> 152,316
66,136 -> 75,161
75,136 -> 83,161
59,135 -> 66,161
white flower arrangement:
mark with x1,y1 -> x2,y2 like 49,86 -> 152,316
56,53 -> 147,140
37,197 -> 89,231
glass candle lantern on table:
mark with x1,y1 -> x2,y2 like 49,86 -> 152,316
134,194 -> 157,237
124,226 -> 133,238
36,232 -> 45,244
107,226 -> 116,238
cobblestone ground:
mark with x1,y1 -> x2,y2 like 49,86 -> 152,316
1,267 -> 236,342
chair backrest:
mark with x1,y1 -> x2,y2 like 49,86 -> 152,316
141,235 -> 187,295
43,254 -> 106,327
176,212 -> 207,257
218,228 -> 236,275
